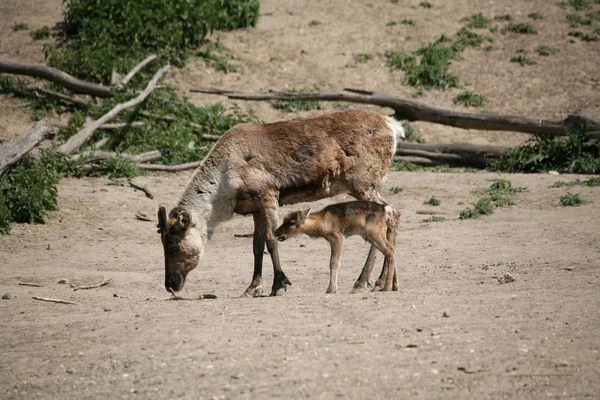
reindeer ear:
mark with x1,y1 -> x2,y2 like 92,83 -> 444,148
300,208 -> 311,222
158,206 -> 168,235
177,211 -> 192,228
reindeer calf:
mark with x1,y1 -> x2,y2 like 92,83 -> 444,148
275,201 -> 401,294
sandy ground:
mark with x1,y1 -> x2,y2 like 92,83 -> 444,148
1,0 -> 600,399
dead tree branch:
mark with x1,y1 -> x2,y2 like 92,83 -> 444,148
58,65 -> 170,155
97,121 -> 145,130
0,119 -> 54,176
72,150 -> 162,163
400,142 -> 508,157
138,160 -> 202,172
0,59 -> 111,97
128,179 -> 154,199
120,55 -> 158,85
191,87 -> 600,139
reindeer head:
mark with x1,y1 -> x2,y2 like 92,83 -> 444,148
158,206 -> 201,292
275,208 -> 311,242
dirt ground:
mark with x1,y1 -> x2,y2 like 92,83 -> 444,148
1,0 -> 600,399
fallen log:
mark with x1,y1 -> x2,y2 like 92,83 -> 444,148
58,65 -> 170,155
400,142 -> 508,157
191,87 -> 600,139
0,59 -> 111,97
0,119 -> 54,176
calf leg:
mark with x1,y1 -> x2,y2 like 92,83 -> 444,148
326,234 -> 344,294
350,189 -> 388,292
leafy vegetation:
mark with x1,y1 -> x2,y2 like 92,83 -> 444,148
12,23 -> 29,31
32,26 -> 51,40
536,45 -> 559,56
419,1 -> 432,8
506,22 -> 537,34
490,128 -> 600,174
564,0 -> 591,11
510,55 -> 535,66
528,12 -> 544,20
567,13 -> 592,27
46,0 -> 259,83
550,176 -> 600,187
465,13 -> 491,29
494,14 -> 512,22
559,192 -> 586,206
402,121 -> 425,143
424,195 -> 441,206
401,19 -> 416,26
569,30 -> 598,41
356,53 -> 374,63
273,88 -> 321,112
460,179 -> 524,220
454,90 -> 487,107
460,198 -> 494,219
389,186 -> 404,194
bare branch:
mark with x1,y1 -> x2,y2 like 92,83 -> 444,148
191,87 -> 600,139
33,88 -> 90,106
58,65 -> 170,155
93,137 -> 109,149
18,282 -> 44,287
0,119 -> 54,176
72,150 -> 161,163
97,121 -> 145,130
32,296 -> 76,305
400,142 -> 508,157
128,179 -> 154,199
138,160 -> 202,172
396,148 -> 489,168
120,55 -> 158,85
0,59 -> 111,97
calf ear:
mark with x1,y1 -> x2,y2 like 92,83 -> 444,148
300,208 -> 311,222
158,206 -> 168,235
177,211 -> 192,229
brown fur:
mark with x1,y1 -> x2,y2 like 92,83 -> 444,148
275,201 -> 401,293
159,110 -> 404,296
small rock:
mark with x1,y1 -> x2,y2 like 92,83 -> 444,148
555,361 -> 569,368
47,244 -> 51,250
104,308 -> 111,312
496,273 -> 515,284
299,244 -> 306,248
406,344 -> 418,348
2,293 -> 11,300
548,171 -> 560,176
113,293 -> 119,298
58,279 -> 69,284
442,312 -> 449,318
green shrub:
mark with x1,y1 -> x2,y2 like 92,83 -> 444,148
550,176 -> 600,187
422,215 -> 445,222
490,129 -> 600,174
48,0 -> 259,83
507,22 -> 537,34
356,53 -> 374,63
425,195 -> 441,206
559,192 -> 585,206
401,19 -> 416,26
0,157 -> 59,234
392,160 -> 424,171
32,26 -> 51,40
452,28 -> 493,52
465,13 -> 491,29
389,186 -> 404,194
528,12 -> 544,20
405,41 -> 460,90
401,120 -> 425,143
567,13 -> 592,27
536,45 -> 559,56
569,30 -> 598,41
510,55 -> 535,66
460,198 -> 494,219
566,0 -> 591,11
454,90 -> 487,107
494,14 -> 512,22
419,1 -> 432,8
13,23 -> 29,31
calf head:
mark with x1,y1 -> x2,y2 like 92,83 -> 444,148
275,208 -> 311,241
158,206 -> 200,292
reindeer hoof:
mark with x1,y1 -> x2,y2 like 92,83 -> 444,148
242,285 -> 264,298
351,280 -> 373,293
270,273 -> 291,296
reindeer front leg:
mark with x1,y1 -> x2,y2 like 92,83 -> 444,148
243,213 -> 267,297
263,195 -> 291,296
326,234 -> 344,294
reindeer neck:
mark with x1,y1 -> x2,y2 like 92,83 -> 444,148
176,156 -> 233,240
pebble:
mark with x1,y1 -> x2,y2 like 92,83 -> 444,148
2,293 -> 11,300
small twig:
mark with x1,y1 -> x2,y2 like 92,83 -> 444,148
93,137 -> 109,149
234,233 -> 254,238
135,211 -> 153,221
416,210 -> 448,215
128,179 -> 154,199
32,296 -> 76,305
165,294 -> 218,301
71,278 -> 112,291
121,55 -> 158,85
18,282 -> 44,287
138,161 -> 202,172
508,373 -> 572,378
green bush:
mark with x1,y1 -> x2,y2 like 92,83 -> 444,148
454,90 -> 487,107
490,129 -> 600,174
48,0 -> 260,83
460,198 -> 494,219
0,157 -> 59,234
559,192 -> 585,207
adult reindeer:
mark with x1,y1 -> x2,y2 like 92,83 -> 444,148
158,110 -> 405,297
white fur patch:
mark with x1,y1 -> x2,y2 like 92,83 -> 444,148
383,116 -> 405,155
